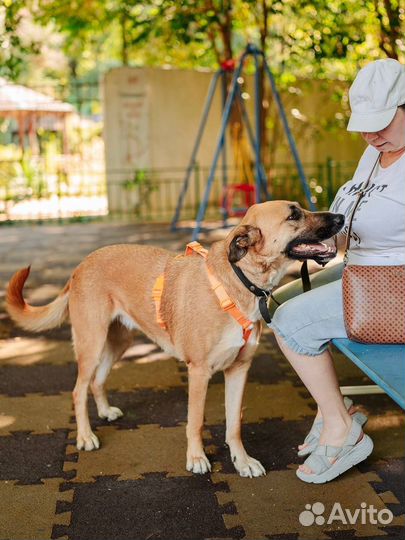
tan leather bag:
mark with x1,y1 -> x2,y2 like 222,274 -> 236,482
342,153 -> 405,344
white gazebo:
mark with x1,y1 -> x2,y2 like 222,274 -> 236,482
0,78 -> 74,154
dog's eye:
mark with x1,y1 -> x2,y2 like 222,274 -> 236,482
287,210 -> 301,221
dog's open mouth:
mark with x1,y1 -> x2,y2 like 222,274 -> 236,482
287,241 -> 337,260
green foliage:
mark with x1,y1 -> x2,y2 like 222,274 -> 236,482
123,169 -> 157,197
0,0 -> 41,79
1,0 -> 404,85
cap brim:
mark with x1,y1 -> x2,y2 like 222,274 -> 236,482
347,107 -> 397,132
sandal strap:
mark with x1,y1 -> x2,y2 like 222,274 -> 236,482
303,397 -> 354,446
314,444 -> 340,458
302,452 -> 331,475
343,396 -> 353,410
345,418 -> 362,446
303,420 -> 322,445
307,419 -> 363,469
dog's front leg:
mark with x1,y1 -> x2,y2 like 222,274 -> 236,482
186,363 -> 211,474
224,359 -> 266,478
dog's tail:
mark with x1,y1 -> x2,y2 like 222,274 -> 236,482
6,266 -> 70,332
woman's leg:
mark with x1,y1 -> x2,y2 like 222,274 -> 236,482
275,335 -> 354,473
270,279 -> 362,473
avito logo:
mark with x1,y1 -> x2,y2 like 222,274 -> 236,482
299,502 -> 393,526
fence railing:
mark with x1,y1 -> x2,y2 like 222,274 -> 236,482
0,158 -> 357,223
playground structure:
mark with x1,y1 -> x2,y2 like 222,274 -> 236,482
171,44 -> 316,240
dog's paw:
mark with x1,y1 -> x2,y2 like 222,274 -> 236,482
186,453 -> 212,474
233,454 -> 266,478
77,432 -> 100,451
99,406 -> 124,422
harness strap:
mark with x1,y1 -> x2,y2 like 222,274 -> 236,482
152,241 -> 254,343
152,274 -> 167,330
185,241 -> 208,258
185,242 -> 253,343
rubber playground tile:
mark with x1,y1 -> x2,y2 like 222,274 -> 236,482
244,350 -> 299,386
323,528 -> 405,540
86,387 -> 188,429
0,393 -> 74,435
64,424 -> 201,482
119,339 -> 169,361
0,478 -> 72,540
204,382 -> 315,425
208,418 -> 315,473
0,337 -> 74,366
359,458 -> 405,517
0,363 -> 77,396
107,356 -> 185,390
0,429 -> 69,484
52,473 -> 243,540
364,416 -> 405,461
214,469 -> 405,540
2,316 -> 73,341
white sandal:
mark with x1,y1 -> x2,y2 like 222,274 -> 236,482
298,397 -> 368,457
296,419 -> 373,484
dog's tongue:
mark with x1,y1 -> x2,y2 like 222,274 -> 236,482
292,242 -> 330,254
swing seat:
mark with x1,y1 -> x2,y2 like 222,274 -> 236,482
221,184 -> 256,217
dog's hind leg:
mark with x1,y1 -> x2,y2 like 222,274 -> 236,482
72,325 -> 108,451
91,320 -> 134,421
186,363 -> 212,474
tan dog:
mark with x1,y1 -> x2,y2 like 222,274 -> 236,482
6,201 -> 343,477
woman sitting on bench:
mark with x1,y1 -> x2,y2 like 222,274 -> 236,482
271,59 -> 405,483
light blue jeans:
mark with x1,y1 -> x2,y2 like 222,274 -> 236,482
270,279 -> 348,356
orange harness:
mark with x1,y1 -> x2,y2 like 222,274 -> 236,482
152,241 -> 254,343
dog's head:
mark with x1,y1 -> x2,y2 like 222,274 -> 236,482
227,201 -> 344,266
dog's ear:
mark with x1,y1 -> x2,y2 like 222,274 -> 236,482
228,225 -> 262,263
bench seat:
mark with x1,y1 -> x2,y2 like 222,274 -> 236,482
332,339 -> 405,409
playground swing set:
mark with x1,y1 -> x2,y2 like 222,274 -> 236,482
171,44 -> 316,240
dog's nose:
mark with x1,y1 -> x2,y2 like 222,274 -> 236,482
333,214 -> 345,227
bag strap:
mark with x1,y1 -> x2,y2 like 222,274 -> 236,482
343,152 -> 381,264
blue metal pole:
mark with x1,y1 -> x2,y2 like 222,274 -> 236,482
220,69 -> 229,226
235,86 -> 269,200
192,53 -> 248,241
253,52 -> 263,203
171,69 -> 223,231
261,53 -> 316,210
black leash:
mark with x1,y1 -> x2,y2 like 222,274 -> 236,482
300,260 -> 312,292
230,262 -> 279,324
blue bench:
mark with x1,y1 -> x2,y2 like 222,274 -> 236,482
269,262 -> 405,410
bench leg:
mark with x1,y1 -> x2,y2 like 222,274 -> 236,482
340,385 -> 386,396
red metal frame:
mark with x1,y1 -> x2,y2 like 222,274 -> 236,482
221,184 -> 256,217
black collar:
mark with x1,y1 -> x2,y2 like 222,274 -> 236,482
230,262 -> 277,324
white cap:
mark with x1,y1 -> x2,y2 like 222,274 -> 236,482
347,59 -> 405,132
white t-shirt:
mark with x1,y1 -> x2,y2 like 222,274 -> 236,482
330,145 -> 405,266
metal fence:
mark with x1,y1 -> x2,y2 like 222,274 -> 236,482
0,158 -> 357,223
